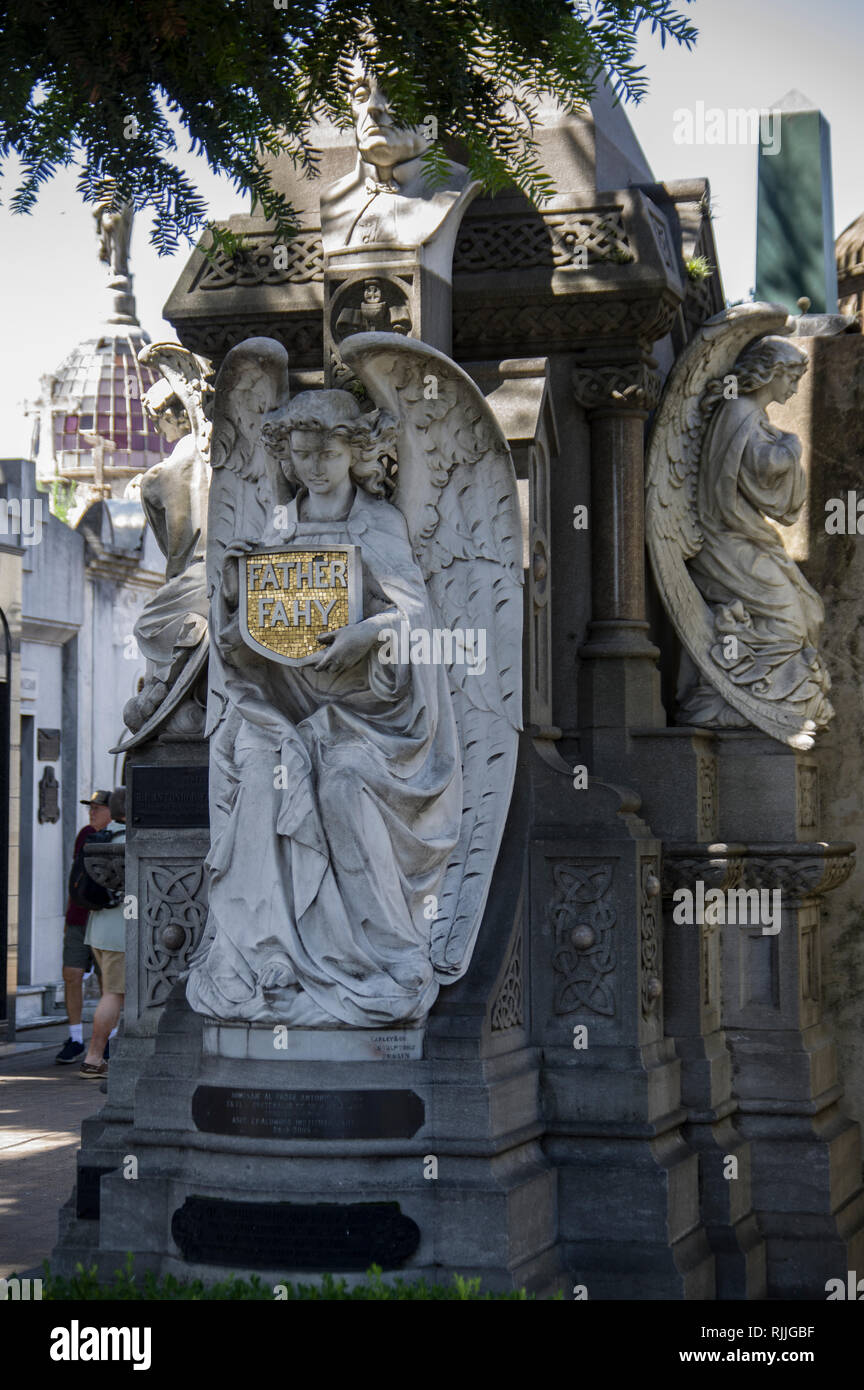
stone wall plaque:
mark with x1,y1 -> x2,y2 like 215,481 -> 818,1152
171,1196 -> 421,1270
37,766 -> 60,824
191,1085 -> 424,1140
37,727 -> 61,761
131,765 -> 209,828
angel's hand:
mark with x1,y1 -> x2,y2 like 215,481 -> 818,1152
222,559 -> 242,608
221,540 -> 255,608
312,622 -> 379,675
224,539 -> 256,561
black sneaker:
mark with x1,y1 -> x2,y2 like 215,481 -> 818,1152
55,1037 -> 85,1065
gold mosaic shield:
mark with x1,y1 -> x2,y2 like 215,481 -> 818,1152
238,545 -> 362,666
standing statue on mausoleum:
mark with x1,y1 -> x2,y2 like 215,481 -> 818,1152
646,303 -> 833,748
93,196 -> 134,279
186,332 -> 522,1027
115,343 -> 213,749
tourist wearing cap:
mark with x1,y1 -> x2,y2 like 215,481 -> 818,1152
54,790 -> 110,1065
80,788 -> 127,1079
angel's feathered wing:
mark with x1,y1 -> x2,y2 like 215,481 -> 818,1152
205,338 -> 291,792
645,301 -> 806,745
341,333 -> 523,981
138,341 -> 213,460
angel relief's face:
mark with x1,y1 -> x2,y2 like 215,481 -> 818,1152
769,364 -> 803,405
288,429 -> 353,494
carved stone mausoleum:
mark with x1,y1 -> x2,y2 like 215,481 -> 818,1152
54,83 -> 864,1299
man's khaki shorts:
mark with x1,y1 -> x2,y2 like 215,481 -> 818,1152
91,948 -> 125,995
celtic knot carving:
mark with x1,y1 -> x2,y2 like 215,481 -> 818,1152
142,861 -> 208,1009
176,317 -> 323,365
453,295 -> 678,354
640,858 -> 662,1020
796,764 -> 820,832
742,852 -> 855,899
661,850 -> 744,895
491,933 -> 524,1032
190,233 -> 324,291
454,209 -> 631,274
697,755 -> 719,841
548,861 -> 616,1016
682,222 -> 723,332
572,360 -> 663,412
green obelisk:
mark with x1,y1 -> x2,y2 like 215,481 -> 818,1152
755,89 -> 837,314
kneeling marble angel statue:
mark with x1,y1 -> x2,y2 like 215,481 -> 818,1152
186,333 -> 522,1028
646,303 -> 833,750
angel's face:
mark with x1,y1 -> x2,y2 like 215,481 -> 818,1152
156,402 -> 189,443
769,364 -> 803,405
288,429 -> 353,494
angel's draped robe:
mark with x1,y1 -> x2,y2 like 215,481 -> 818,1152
185,485 -> 463,1026
684,394 -> 831,721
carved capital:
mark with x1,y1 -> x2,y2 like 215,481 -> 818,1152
661,844 -> 746,896
572,359 -> 662,414
740,843 -> 856,900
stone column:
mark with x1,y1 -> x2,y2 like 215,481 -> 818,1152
661,844 -> 766,1298
572,362 -> 665,752
716,731 -> 864,1297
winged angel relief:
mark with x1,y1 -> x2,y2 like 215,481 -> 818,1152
185,333 -> 522,1027
646,303 -> 833,750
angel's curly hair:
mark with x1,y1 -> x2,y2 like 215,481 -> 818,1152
701,335 -> 807,418
261,389 -> 397,498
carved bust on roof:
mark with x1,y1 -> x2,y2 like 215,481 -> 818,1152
320,58 -> 477,270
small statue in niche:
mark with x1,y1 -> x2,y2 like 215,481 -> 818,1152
186,332 -> 522,1027
334,278 -> 411,340
646,304 -> 833,749
115,344 -> 213,750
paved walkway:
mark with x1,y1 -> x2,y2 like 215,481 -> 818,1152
0,1029 -> 102,1278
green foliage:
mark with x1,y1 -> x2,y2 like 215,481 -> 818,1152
40,1256 -> 541,1300
685,254 -> 714,282
49,477 -> 77,522
0,1 -> 697,255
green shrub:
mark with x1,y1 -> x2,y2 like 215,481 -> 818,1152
40,1256 -> 542,1301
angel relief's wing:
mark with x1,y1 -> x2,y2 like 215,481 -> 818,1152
206,337 -> 292,602
138,341 -> 214,460
645,302 -> 800,743
340,333 -> 523,981
204,335 -> 291,808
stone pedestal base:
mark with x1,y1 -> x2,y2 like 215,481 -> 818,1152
53,988 -> 563,1294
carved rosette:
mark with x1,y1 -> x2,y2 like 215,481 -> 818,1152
548,860 -> 617,1016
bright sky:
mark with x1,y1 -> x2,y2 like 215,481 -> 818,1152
1,0 -> 862,458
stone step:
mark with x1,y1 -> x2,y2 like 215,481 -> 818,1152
15,979 -> 98,1030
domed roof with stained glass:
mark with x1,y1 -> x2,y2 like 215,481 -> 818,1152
49,327 -> 169,479
33,199 -> 172,493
